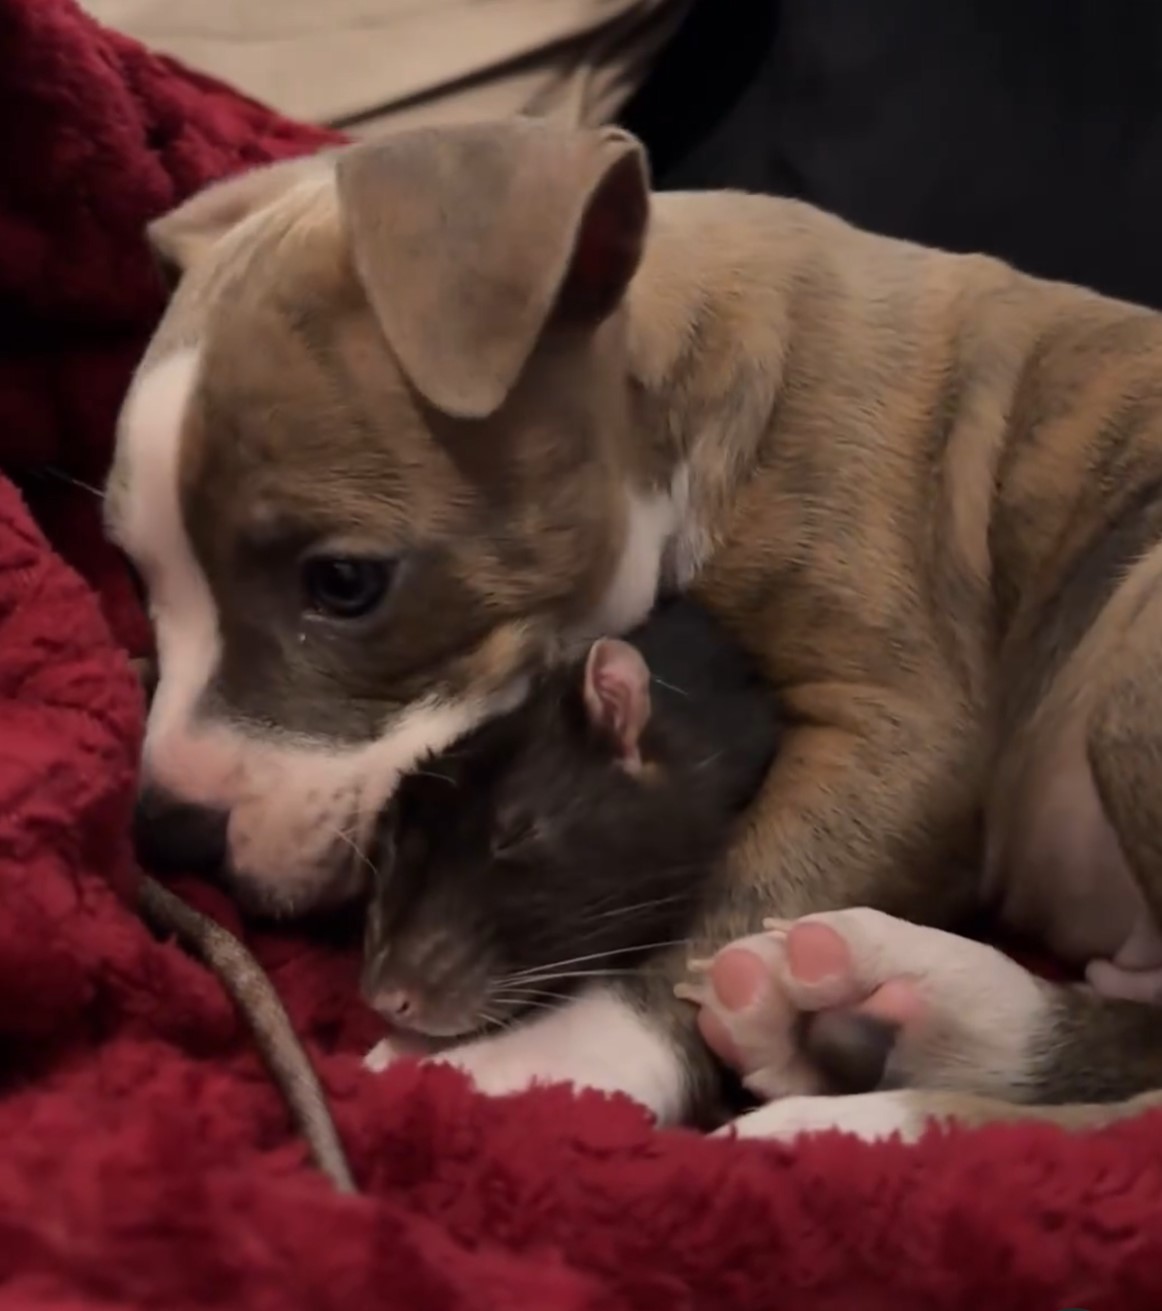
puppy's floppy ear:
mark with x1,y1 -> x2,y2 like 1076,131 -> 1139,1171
583,638 -> 652,772
147,152 -> 335,280
335,119 -> 650,421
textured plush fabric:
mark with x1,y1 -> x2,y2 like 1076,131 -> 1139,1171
2,3 -> 1162,1308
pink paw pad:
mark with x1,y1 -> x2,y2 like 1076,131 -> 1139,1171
678,931 -> 793,1076
708,941 -> 775,1012
678,916 -> 930,1094
698,918 -> 859,1018
785,919 -> 854,987
783,918 -> 928,1028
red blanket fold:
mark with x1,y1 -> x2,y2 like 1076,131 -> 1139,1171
2,3 -> 1161,1307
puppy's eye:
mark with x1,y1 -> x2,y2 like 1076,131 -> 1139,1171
301,555 -> 395,620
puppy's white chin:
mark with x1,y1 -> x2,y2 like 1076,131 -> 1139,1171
146,694 -> 491,910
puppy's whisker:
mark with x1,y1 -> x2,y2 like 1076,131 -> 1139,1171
494,968 -> 644,988
503,939 -> 689,981
490,995 -> 559,1013
649,675 -> 689,698
33,465 -> 106,500
325,823 -> 378,880
552,913 -> 695,955
583,894 -> 690,923
491,987 -> 565,1002
554,886 -> 700,943
411,769 -> 458,787
489,987 -> 565,1008
478,999 -> 520,1029
570,887 -> 684,918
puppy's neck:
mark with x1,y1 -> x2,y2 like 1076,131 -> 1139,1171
618,192 -> 795,592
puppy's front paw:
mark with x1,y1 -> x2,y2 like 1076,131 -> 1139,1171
676,924 -> 824,1098
680,908 -> 1051,1101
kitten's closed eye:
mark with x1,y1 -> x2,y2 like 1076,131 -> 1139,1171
490,810 -> 538,861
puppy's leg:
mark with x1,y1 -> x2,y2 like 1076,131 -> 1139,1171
1085,634 -> 1162,1003
706,681 -> 983,939
680,908 -> 1162,1141
724,968 -> 1162,1143
724,1085 -> 1162,1145
680,909 -> 1056,1103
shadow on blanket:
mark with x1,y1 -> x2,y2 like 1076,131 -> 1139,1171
0,2 -> 1160,1307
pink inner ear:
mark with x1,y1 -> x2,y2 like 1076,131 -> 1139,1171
583,638 -> 652,764
559,153 -> 648,323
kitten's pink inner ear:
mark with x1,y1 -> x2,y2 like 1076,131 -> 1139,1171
582,638 -> 652,767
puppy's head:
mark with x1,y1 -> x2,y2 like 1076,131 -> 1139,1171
105,120 -> 665,914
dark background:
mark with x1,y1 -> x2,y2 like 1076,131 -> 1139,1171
621,0 -> 1162,311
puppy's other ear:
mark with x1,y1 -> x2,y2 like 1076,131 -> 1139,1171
335,119 -> 650,421
583,638 -> 652,771
146,152 -> 334,279
128,655 -> 159,708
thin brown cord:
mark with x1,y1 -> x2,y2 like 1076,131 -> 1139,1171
138,876 -> 357,1194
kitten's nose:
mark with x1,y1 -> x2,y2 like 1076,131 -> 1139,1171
374,987 -> 420,1024
133,784 -> 230,874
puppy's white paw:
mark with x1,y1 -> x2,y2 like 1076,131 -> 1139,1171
683,907 -> 1053,1100
717,1091 -> 926,1145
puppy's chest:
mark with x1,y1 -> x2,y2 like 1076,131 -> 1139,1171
993,744 -> 1162,972
989,461 -> 1162,736
989,338 -> 1162,633
692,470 -> 958,685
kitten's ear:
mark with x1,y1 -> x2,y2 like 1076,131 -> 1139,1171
582,638 -> 652,771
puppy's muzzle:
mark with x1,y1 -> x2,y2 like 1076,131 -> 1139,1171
133,784 -> 230,875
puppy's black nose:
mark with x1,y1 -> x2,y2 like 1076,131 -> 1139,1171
133,785 -> 230,875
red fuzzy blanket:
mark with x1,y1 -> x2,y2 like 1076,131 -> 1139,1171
2,3 -> 1162,1307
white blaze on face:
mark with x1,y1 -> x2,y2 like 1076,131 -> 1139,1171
579,467 -> 708,642
579,484 -> 679,641
112,346 -> 487,912
117,349 -> 224,800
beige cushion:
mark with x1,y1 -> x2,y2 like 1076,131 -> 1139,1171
79,0 -> 687,133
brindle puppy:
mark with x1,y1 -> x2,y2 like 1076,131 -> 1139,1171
105,119 -> 1162,1138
